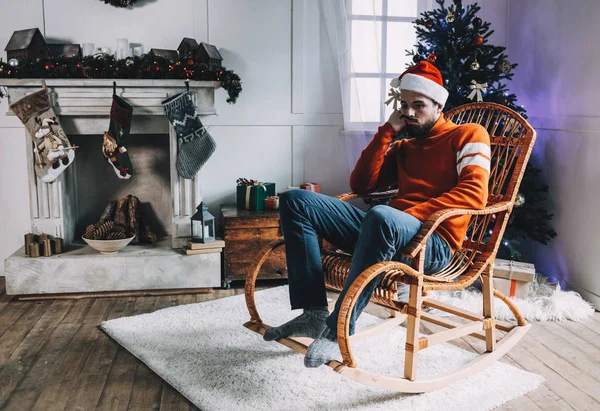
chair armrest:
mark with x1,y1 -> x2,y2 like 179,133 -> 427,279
334,188 -> 398,203
401,201 -> 514,259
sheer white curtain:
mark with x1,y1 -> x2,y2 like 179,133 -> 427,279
318,0 -> 425,173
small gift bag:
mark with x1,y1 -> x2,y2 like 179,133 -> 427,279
236,178 -> 276,211
264,196 -> 280,210
300,182 -> 321,193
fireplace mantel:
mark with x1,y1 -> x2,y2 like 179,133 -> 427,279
0,78 -> 220,117
2,79 -> 223,295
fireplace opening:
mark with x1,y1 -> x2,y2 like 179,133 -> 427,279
69,133 -> 171,243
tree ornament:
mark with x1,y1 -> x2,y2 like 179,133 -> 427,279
473,17 -> 483,27
385,88 -> 401,111
125,58 -> 134,67
187,59 -> 194,66
474,35 -> 484,46
467,80 -> 488,102
496,59 -> 512,74
446,12 -> 455,23
515,193 -> 526,207
427,53 -> 437,63
8,58 -> 19,67
424,19 -> 434,29
412,54 -> 423,63
470,60 -> 480,71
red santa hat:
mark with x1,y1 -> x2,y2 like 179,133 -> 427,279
390,61 -> 448,106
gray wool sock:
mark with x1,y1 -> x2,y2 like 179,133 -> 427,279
304,326 -> 340,368
263,307 -> 328,341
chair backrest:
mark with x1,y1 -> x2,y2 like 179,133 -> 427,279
438,102 -> 537,281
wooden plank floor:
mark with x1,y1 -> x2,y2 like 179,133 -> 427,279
0,276 -> 599,410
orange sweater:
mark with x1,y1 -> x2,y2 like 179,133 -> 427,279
350,114 -> 490,252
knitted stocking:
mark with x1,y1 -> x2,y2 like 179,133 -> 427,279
103,94 -> 133,179
161,92 -> 216,179
10,83 -> 75,183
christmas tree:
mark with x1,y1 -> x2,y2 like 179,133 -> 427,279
407,0 -> 556,260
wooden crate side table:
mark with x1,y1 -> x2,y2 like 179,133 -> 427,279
220,205 -> 288,283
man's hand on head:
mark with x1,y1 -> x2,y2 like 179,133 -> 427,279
387,110 -> 406,132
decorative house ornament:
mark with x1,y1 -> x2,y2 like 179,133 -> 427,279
196,42 -> 223,69
177,38 -> 199,60
191,202 -> 215,243
150,48 -> 179,61
4,28 -> 48,61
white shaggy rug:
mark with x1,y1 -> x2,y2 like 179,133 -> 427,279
101,286 -> 543,411
399,276 -> 596,322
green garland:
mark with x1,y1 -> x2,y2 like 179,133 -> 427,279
0,53 -> 242,103
101,0 -> 138,7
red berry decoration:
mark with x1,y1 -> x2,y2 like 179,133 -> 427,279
474,35 -> 484,46
424,19 -> 434,29
187,59 -> 194,66
427,53 -> 437,63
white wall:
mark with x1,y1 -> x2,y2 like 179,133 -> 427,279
507,0 -> 600,308
0,0 -> 345,275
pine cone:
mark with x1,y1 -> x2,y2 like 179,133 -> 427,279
94,221 -> 115,240
84,223 -> 98,239
106,230 -> 127,240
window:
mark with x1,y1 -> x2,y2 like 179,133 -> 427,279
348,0 -> 432,125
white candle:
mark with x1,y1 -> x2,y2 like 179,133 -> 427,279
82,43 -> 95,57
116,38 -> 129,60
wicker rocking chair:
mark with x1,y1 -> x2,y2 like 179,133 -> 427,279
244,102 -> 536,393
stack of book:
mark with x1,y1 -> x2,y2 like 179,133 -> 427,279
183,238 -> 225,255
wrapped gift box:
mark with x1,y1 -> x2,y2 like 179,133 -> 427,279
492,258 -> 536,298
236,182 -> 276,211
300,182 -> 321,193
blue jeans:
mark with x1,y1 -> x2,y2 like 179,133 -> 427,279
278,189 -> 452,335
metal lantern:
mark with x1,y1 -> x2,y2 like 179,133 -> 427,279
191,202 -> 215,243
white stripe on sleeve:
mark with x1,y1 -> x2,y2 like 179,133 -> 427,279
457,155 -> 491,175
456,142 -> 491,163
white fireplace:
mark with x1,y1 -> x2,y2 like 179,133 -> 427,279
1,79 -> 223,295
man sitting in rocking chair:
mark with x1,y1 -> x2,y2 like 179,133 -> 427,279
264,61 -> 491,368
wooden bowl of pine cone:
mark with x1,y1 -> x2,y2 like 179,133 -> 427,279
82,221 -> 135,254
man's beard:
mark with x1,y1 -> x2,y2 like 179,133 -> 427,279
404,119 -> 437,140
